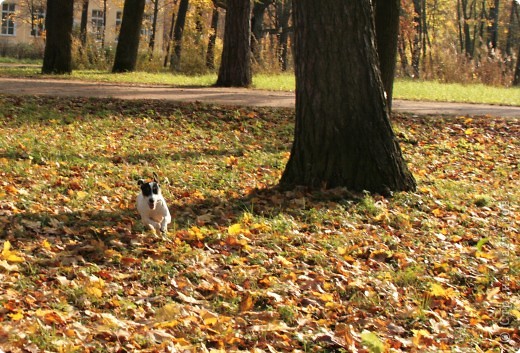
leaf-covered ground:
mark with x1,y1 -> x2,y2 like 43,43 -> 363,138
0,95 -> 518,352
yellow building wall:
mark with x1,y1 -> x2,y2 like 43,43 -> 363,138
0,0 -> 164,53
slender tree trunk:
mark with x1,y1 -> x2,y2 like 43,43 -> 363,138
411,0 -> 422,78
457,0 -> 465,53
487,0 -> 500,55
164,6 -> 177,68
216,0 -> 252,87
112,0 -> 146,73
513,44 -> 520,86
505,0 -> 517,58
280,1 -> 416,194
149,0 -> 160,54
171,0 -> 189,71
251,0 -> 271,66
102,0 -> 107,48
277,1 -> 291,71
80,0 -> 89,47
398,34 -> 411,77
42,0 -> 74,74
206,4 -> 219,70
374,0 -> 400,111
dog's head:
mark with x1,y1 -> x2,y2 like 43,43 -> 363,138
138,174 -> 162,210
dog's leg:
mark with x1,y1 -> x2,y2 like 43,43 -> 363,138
142,218 -> 162,234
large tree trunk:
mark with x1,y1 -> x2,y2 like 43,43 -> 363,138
42,0 -> 73,74
216,0 -> 252,87
374,0 -> 400,111
112,0 -> 146,73
280,1 -> 416,194
171,0 -> 189,71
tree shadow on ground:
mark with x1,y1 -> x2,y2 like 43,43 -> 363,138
1,186 -> 360,269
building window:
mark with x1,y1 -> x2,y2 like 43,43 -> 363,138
1,3 -> 16,36
31,8 -> 45,37
91,9 -> 104,40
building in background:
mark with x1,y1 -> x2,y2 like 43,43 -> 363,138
0,0 -> 164,57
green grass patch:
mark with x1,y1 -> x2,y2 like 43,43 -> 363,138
394,79 -> 520,106
0,95 -> 518,352
1,65 -> 518,105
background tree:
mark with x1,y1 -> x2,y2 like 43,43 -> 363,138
206,0 -> 222,69
79,0 -> 89,47
276,0 -> 291,71
170,0 -> 189,71
514,44 -> 520,85
251,0 -> 272,66
374,0 -> 400,110
112,0 -> 146,73
280,1 -> 416,194
148,0 -> 160,54
41,0 -> 73,74
216,0 -> 252,87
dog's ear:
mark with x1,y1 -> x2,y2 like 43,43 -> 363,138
137,179 -> 145,186
152,172 -> 159,183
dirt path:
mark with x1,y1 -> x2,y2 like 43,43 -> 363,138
1,76 -> 519,117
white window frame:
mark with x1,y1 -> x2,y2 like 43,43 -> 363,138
1,3 -> 16,36
91,9 -> 104,41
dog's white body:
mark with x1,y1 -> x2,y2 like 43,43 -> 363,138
136,178 -> 171,234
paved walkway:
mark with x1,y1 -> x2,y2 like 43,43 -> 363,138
1,77 -> 519,117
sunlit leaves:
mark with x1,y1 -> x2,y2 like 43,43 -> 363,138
0,96 -> 518,352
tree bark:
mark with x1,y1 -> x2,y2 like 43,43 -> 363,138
280,1 -> 416,194
112,0 -> 146,73
374,0 -> 400,111
171,0 -> 189,71
42,0 -> 74,74
216,0 -> 252,87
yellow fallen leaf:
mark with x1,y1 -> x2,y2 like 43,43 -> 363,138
76,190 -> 88,199
511,309 -> 520,319
42,239 -> 52,250
86,286 -> 103,298
200,309 -> 219,326
1,241 -> 24,263
9,311 -> 24,321
228,223 -> 243,236
428,283 -> 453,298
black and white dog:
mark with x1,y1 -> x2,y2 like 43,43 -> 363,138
136,173 -> 171,235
